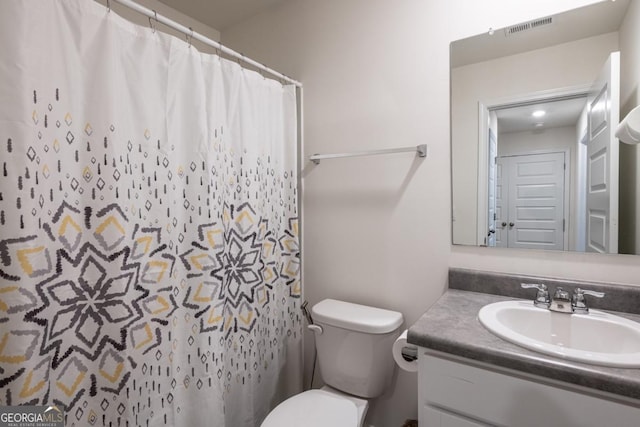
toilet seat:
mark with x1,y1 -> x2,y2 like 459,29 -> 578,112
261,388 -> 368,427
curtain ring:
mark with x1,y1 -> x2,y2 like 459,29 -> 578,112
149,10 -> 157,33
186,27 -> 193,48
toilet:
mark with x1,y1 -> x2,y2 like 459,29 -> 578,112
262,299 -> 404,427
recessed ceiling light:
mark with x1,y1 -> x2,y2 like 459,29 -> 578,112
532,110 -> 546,118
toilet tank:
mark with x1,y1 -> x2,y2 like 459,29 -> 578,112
311,299 -> 404,398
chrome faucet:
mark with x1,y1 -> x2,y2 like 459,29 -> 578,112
549,287 -> 572,313
571,288 -> 605,314
521,283 -> 605,314
520,283 -> 550,309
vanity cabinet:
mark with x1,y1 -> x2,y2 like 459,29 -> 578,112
419,352 -> 640,427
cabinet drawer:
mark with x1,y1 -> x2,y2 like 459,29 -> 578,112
419,354 -> 640,427
423,405 -> 489,427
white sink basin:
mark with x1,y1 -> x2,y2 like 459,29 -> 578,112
478,300 -> 640,368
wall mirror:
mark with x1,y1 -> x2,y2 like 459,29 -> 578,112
451,0 -> 640,255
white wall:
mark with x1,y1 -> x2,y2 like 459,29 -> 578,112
224,2 -> 449,425
498,126 -> 575,157
451,32 -> 618,245
222,1 -> 640,426
620,0 -> 640,115
619,0 -> 640,254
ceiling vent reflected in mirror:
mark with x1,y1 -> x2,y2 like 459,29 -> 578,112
505,16 -> 554,37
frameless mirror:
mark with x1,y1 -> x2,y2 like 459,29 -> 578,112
451,0 -> 640,255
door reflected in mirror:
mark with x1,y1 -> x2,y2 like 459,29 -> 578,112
450,0 -> 640,255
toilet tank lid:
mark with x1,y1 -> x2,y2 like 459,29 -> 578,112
312,299 -> 403,334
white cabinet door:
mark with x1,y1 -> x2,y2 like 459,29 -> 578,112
423,406 -> 488,427
419,353 -> 640,427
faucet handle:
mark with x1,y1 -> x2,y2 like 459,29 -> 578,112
571,288 -> 604,314
576,288 -> 605,298
521,283 -> 550,308
521,283 -> 547,291
572,288 -> 605,314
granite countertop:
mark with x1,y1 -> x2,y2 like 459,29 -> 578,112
407,289 -> 640,401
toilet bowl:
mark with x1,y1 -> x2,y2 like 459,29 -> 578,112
261,299 -> 404,427
261,386 -> 368,427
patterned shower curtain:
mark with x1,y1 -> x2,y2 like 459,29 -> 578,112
0,1 -> 302,426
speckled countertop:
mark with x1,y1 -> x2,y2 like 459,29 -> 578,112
407,269 -> 640,401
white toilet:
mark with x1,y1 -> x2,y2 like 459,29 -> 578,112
261,299 -> 404,427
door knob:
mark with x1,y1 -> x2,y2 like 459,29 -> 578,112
488,229 -> 495,234
509,222 -> 514,227
501,222 -> 507,227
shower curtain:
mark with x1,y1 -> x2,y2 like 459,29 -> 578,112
0,1 -> 301,426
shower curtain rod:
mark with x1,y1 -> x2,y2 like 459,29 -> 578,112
108,0 -> 302,87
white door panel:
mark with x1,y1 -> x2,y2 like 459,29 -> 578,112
588,213 -> 607,252
495,158 -> 506,248
516,184 -> 557,199
508,152 -> 565,250
498,152 -> 565,250
515,206 -> 558,221
516,161 -> 555,176
586,52 -> 620,253
514,228 -> 558,244
487,129 -> 497,246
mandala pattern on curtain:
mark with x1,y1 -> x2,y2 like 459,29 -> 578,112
0,1 -> 301,426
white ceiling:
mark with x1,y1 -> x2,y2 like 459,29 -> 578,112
451,0 -> 630,68
495,97 -> 587,134
157,0 -> 286,31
